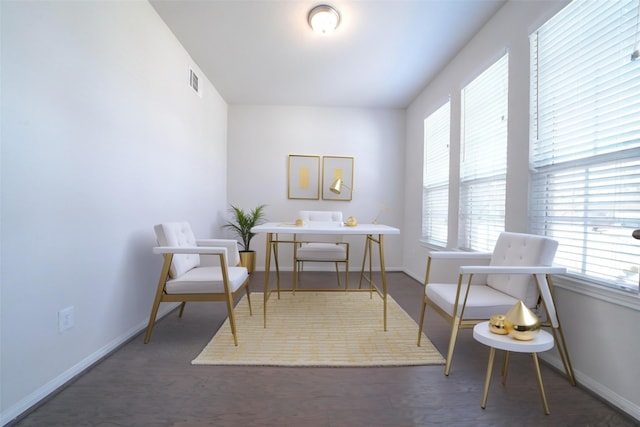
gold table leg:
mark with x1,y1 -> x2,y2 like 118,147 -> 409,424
357,234 -> 388,331
262,232 -> 272,328
481,347 -> 550,415
377,234 -> 388,331
501,351 -> 510,385
532,352 -> 550,415
358,235 -> 372,297
481,347 -> 496,409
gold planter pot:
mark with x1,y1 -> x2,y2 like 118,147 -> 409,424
239,251 -> 256,274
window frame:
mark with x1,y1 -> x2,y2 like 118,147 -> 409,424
422,100 -> 451,247
529,0 -> 640,294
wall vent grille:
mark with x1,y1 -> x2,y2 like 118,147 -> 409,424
189,68 -> 200,96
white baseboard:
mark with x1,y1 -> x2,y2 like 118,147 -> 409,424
540,353 -> 640,422
253,266 -> 403,272
0,304 -> 178,427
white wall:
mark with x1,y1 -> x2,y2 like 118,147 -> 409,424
226,105 -> 405,272
403,0 -> 640,420
0,1 -> 228,423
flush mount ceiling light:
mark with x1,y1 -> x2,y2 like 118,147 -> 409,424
308,4 -> 340,34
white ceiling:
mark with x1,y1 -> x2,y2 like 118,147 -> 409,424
150,0 -> 506,109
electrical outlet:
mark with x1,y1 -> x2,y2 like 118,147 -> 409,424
58,306 -> 75,332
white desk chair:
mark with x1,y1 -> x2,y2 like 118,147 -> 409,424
294,211 -> 349,290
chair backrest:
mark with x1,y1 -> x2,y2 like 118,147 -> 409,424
487,232 -> 558,307
297,211 -> 343,243
298,210 -> 343,224
154,222 -> 200,278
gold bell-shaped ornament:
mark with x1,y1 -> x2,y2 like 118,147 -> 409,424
505,300 -> 540,341
345,216 -> 358,226
489,314 -> 509,335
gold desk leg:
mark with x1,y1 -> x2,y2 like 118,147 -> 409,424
263,232 -> 272,328
272,240 -> 281,298
358,235 -> 370,291
532,352 -> 550,415
292,234 -> 298,295
356,233 -> 387,330
377,234 -> 388,331
358,235 -> 376,299
481,347 -> 496,409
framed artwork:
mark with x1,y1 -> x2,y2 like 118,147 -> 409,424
322,156 -> 354,201
288,154 -> 320,199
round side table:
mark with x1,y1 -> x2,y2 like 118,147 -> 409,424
473,321 -> 554,414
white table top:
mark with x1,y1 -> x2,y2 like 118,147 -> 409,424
251,222 -> 400,235
473,321 -> 554,353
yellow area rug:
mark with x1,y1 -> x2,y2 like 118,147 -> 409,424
192,292 -> 445,367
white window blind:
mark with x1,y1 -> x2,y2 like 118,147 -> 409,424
459,54 -> 509,251
530,0 -> 640,293
423,101 -> 450,246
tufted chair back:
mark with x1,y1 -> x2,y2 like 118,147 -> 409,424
154,222 -> 200,278
297,211 -> 344,243
487,232 -> 558,306
298,210 -> 343,224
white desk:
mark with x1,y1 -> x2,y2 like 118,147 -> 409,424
251,222 -> 400,330
473,321 -> 555,414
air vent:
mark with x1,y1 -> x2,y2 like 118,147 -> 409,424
189,67 -> 201,96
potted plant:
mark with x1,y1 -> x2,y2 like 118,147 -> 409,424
223,204 -> 266,274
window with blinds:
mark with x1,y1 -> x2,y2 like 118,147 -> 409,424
422,101 -> 450,246
459,54 -> 509,252
530,0 -> 640,293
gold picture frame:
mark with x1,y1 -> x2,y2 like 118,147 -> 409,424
322,156 -> 354,201
288,154 -> 320,200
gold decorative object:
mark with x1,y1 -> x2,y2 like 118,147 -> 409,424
322,156 -> 354,201
295,218 -> 304,226
505,300 -> 540,341
488,314 -> 508,335
345,216 -> 358,226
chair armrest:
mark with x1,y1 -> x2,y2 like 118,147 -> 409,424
153,246 -> 227,256
197,238 -> 238,248
429,251 -> 493,260
459,266 -> 567,275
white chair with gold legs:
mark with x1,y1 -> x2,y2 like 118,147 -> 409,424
293,210 -> 349,291
145,222 -> 252,345
417,232 -> 575,385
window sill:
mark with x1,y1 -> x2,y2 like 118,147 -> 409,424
553,275 -> 640,311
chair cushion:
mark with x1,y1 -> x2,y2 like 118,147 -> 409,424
426,283 -> 520,320
165,266 -> 249,294
487,232 -> 558,307
154,222 -> 200,278
297,243 -> 347,261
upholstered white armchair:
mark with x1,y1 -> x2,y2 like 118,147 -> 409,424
418,231 -> 574,384
144,222 -> 252,345
294,210 -> 349,290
